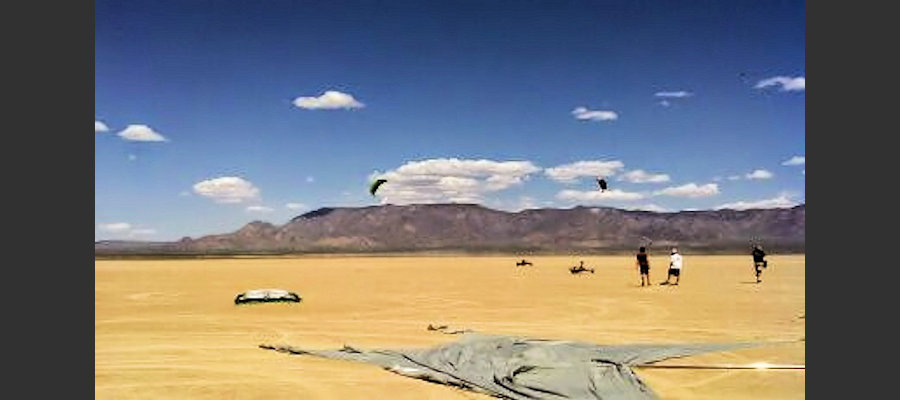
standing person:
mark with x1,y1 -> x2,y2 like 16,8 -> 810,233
752,245 -> 767,283
662,247 -> 683,285
636,246 -> 651,287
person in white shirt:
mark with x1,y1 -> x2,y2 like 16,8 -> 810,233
662,247 -> 683,285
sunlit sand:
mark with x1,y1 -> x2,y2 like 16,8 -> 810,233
95,255 -> 804,399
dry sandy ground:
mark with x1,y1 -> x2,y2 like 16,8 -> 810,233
95,255 -> 804,399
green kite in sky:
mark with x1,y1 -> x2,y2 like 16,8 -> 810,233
369,179 -> 387,196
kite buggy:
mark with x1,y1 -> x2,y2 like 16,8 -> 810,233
570,261 -> 595,274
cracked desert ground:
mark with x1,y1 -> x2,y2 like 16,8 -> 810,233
95,255 -> 804,399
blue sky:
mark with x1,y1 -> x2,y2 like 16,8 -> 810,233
95,0 -> 805,241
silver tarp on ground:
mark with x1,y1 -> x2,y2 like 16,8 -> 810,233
261,334 -> 756,399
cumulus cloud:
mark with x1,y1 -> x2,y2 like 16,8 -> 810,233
371,158 -> 541,205
755,76 -> 805,91
246,205 -> 274,213
493,196 -> 540,212
545,160 -> 625,183
716,194 -> 798,210
624,203 -> 670,213
286,202 -> 307,210
557,189 -> 645,202
782,156 -> 805,166
96,223 -> 156,238
193,176 -> 261,204
95,120 -> 109,133
745,169 -> 774,180
97,222 -> 131,233
572,107 -> 618,121
515,196 -> 538,211
654,183 -> 719,198
654,91 -> 693,98
293,90 -> 365,110
618,169 -> 671,184
118,124 -> 168,142
390,158 -> 540,178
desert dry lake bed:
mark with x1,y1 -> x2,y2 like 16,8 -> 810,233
96,255 -> 805,399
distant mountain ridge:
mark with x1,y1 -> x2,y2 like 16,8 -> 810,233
95,203 -> 805,255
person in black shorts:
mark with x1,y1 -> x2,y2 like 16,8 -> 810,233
636,246 -> 650,287
752,245 -> 767,283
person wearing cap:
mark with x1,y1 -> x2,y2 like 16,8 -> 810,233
662,247 -> 683,285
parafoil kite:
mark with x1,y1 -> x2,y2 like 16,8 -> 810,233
369,179 -> 388,196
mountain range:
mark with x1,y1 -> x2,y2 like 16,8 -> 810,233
95,203 -> 805,255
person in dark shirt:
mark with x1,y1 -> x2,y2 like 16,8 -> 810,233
752,245 -> 767,283
636,246 -> 651,287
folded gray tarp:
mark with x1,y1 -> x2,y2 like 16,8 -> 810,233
261,333 -> 758,399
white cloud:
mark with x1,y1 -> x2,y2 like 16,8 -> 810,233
305,176 -> 315,183
716,194 -> 798,210
572,107 -> 618,121
624,203 -> 670,213
118,124 -> 168,142
286,202 -> 307,210
659,100 -> 671,107
722,169 -> 774,181
755,76 -> 805,91
782,156 -> 805,166
545,160 -> 625,183
97,222 -> 131,233
246,205 -> 274,213
96,223 -> 156,238
293,90 -> 364,110
390,158 -> 540,179
745,169 -> 774,180
128,154 -> 137,161
619,169 -> 670,183
557,189 -> 645,202
515,196 -> 537,211
654,183 -> 719,198
371,158 -> 541,205
493,196 -> 540,212
193,176 -> 261,204
95,120 -> 109,133
654,91 -> 693,98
